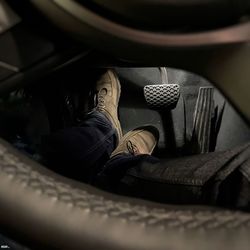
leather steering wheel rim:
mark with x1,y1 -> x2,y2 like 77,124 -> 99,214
1,138 -> 250,249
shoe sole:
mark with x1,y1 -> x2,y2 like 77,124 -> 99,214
108,69 -> 122,139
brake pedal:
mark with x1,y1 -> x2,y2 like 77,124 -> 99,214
144,67 -> 180,109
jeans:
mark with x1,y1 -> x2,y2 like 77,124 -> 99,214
42,111 -> 157,181
43,111 -> 250,210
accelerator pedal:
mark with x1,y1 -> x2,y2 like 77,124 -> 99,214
192,87 -> 214,153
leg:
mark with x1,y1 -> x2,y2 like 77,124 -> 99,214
43,111 -> 118,182
95,125 -> 160,188
42,70 -> 123,182
96,153 -> 159,189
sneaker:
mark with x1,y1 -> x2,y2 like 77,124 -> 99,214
111,126 -> 159,158
95,69 -> 122,141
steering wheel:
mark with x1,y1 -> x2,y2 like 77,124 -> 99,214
0,0 -> 250,249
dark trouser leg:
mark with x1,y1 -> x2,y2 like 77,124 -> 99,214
42,111 -> 118,183
96,142 -> 250,210
96,154 -> 159,189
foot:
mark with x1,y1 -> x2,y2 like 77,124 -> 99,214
95,69 -> 123,141
111,126 -> 159,158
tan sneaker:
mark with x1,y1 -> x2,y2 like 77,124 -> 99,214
111,126 -> 159,158
95,69 -> 122,142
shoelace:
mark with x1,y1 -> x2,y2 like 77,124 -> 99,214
127,140 -> 139,155
98,95 -> 105,108
95,90 -> 106,110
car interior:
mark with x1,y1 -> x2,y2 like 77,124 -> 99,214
0,0 -> 250,249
